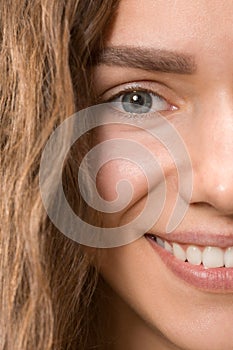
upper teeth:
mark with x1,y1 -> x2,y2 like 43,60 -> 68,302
155,237 -> 233,268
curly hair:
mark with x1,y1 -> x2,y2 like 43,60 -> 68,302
0,1 -> 119,349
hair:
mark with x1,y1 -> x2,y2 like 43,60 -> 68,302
1,1 -> 120,349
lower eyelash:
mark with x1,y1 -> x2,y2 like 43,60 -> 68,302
108,101 -> 160,121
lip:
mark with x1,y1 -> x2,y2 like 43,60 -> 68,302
149,230 -> 233,248
145,234 -> 233,293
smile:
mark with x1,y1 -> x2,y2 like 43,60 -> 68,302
145,233 -> 233,268
144,233 -> 233,292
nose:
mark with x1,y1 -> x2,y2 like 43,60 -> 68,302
190,90 -> 233,215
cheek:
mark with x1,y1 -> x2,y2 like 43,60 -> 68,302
96,159 -> 148,201
94,126 -> 180,229
95,125 -> 174,201
96,159 -> 149,226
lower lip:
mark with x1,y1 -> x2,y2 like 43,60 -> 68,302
145,235 -> 233,293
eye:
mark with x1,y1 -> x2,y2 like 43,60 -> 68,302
110,89 -> 175,114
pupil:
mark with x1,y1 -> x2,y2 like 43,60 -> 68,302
122,91 -> 152,114
131,93 -> 143,105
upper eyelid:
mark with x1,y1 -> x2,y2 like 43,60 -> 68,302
98,80 -> 168,98
106,87 -> 166,102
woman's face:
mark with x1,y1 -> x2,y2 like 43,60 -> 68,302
92,1 -> 233,349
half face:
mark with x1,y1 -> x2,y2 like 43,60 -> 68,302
91,1 -> 233,349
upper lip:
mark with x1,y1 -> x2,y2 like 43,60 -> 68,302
145,230 -> 233,248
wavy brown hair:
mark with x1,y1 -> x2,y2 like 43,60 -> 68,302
1,1 -> 119,349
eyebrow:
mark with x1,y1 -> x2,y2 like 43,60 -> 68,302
93,46 -> 197,75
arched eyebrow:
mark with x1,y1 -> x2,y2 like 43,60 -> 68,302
93,46 -> 197,75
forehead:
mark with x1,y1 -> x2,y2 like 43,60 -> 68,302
107,0 -> 233,56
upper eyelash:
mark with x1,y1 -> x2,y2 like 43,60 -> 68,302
103,86 -> 166,103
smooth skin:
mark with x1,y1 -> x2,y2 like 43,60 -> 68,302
92,1 -> 233,349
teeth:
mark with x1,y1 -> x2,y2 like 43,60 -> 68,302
164,241 -> 173,253
156,237 -> 165,248
149,235 -> 233,268
202,247 -> 224,268
186,245 -> 202,265
224,247 -> 233,267
173,243 -> 186,262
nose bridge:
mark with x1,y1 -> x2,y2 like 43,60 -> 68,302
191,89 -> 233,213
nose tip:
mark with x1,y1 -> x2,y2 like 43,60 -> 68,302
207,182 -> 233,215
191,154 -> 233,216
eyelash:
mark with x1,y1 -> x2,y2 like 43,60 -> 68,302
109,86 -> 162,99
99,85 -> 177,119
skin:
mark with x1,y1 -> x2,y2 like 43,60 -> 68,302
91,1 -> 233,349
